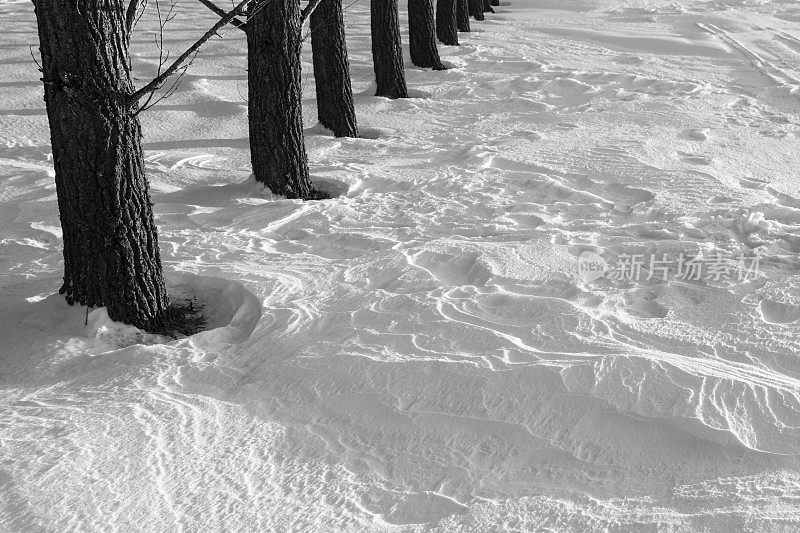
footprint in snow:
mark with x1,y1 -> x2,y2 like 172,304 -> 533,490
759,298 -> 800,324
624,289 -> 668,319
678,128 -> 709,141
738,176 -> 770,191
678,151 -> 714,165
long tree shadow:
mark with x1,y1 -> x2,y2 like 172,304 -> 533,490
143,137 -> 250,151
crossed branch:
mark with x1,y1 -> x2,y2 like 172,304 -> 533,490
127,0 -> 252,108
127,0 -> 323,111
194,0 -> 323,33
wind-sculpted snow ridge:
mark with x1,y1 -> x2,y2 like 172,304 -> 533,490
3,0 -> 800,530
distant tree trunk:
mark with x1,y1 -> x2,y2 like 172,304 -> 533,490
456,0 -> 471,31
371,0 -> 408,98
247,0 -> 313,198
311,0 -> 358,137
470,0 -> 485,20
32,0 -> 169,331
436,0 -> 459,46
408,0 -> 445,70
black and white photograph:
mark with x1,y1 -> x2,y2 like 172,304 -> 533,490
1,0 -> 799,530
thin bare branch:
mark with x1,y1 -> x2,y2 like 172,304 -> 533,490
302,0 -> 361,42
126,0 -> 149,34
125,0 -> 139,33
29,45 -> 42,73
301,0 -> 323,24
134,1 -> 175,115
136,53 -> 195,114
127,0 -> 252,108
197,0 -> 248,32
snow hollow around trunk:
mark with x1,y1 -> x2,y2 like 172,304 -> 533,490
87,272 -> 263,351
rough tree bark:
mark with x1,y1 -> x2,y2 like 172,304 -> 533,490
371,0 -> 408,98
457,0 -> 471,31
247,0 -> 314,198
311,0 -> 358,137
436,0 -> 459,46
469,0 -> 485,20
32,0 -> 169,331
408,0 -> 445,70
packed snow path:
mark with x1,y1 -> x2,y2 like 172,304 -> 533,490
2,0 -> 800,530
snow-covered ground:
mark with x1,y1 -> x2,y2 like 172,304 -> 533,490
3,0 -> 800,530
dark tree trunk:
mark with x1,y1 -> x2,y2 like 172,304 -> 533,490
311,0 -> 358,137
457,0 -> 471,31
408,0 -> 445,70
436,0 -> 459,46
32,0 -> 168,331
489,0 -> 499,5
247,0 -> 313,198
371,0 -> 408,99
470,0 -> 485,20
483,0 -> 495,13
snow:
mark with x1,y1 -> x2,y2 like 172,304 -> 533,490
3,0 -> 800,530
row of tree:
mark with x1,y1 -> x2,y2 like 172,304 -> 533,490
30,0 -> 502,332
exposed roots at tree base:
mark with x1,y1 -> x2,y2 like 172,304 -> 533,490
59,282 -> 206,338
306,187 -> 333,200
59,281 -> 97,309
151,297 -> 207,339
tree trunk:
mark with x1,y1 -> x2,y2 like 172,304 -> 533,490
483,0 -> 495,13
457,0 -> 471,31
470,0 -> 485,20
32,0 -> 168,331
247,0 -> 313,198
436,0 -> 459,46
408,0 -> 446,70
489,0 -> 499,5
311,0 -> 358,137
371,0 -> 409,99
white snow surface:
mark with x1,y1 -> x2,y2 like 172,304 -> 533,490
3,0 -> 800,530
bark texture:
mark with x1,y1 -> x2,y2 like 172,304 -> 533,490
311,0 -> 358,137
483,0 -> 495,13
436,0 -> 459,46
247,0 -> 313,198
470,0 -> 485,20
457,0 -> 471,31
371,0 -> 408,98
32,0 -> 168,331
408,0 -> 445,70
